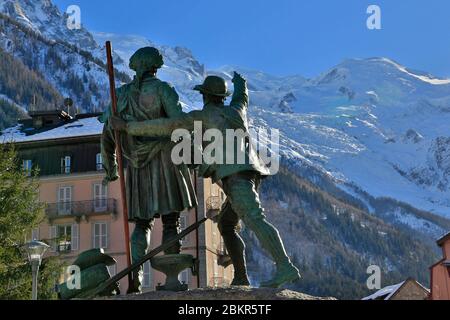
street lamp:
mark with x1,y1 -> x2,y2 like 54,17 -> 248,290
23,240 -> 50,300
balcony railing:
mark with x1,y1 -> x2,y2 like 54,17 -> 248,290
46,199 -> 117,219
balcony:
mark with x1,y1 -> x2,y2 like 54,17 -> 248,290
45,199 -> 117,222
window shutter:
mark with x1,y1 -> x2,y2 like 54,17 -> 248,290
50,226 -> 57,252
66,156 -> 71,173
71,224 -> 79,251
143,261 -> 152,288
96,153 -> 103,171
58,187 -> 64,202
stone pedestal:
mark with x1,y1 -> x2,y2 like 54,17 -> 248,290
101,287 -> 337,300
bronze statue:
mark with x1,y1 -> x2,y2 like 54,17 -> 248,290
110,72 -> 301,288
100,47 -> 197,293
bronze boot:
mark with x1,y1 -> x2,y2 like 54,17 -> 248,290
129,219 -> 152,293
222,231 -> 250,286
243,213 -> 301,288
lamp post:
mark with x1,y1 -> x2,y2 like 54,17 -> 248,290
24,240 -> 50,300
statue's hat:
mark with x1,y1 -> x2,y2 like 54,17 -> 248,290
194,76 -> 232,97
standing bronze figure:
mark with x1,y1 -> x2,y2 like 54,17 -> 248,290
100,47 -> 197,293
110,72 -> 301,288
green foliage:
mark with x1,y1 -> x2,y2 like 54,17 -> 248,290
0,47 -> 63,111
0,12 -> 131,121
0,145 -> 63,299
0,98 -> 26,130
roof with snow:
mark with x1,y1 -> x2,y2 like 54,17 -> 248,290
362,281 -> 405,300
362,278 -> 429,300
0,116 -> 103,144
437,231 -> 450,247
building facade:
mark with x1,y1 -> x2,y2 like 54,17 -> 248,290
1,110 -> 234,293
430,232 -> 450,300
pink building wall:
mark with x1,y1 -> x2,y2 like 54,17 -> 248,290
36,171 -> 233,295
430,237 -> 450,300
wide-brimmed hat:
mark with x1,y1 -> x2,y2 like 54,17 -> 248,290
193,76 -> 232,97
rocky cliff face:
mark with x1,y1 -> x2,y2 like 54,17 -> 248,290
0,0 -> 130,112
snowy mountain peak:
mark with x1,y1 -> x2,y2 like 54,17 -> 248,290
331,57 -> 450,86
0,0 -> 99,50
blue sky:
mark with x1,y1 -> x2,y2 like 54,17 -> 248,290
53,0 -> 450,78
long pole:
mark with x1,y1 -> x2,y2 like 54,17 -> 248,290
105,41 -> 133,292
194,172 -> 200,288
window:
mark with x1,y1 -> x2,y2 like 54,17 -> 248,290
213,258 -> 219,287
61,156 -> 71,174
93,222 -> 108,249
22,160 -> 32,176
142,261 -> 152,288
179,269 -> 189,285
52,224 -> 79,252
96,153 -> 103,171
219,237 -> 225,255
212,227 -> 217,248
58,186 -> 72,215
213,258 -> 219,278
57,225 -> 72,252
93,183 -> 107,212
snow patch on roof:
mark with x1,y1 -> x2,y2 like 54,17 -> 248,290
0,117 -> 103,143
362,281 -> 405,300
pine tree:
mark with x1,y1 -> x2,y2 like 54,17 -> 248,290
0,145 -> 63,299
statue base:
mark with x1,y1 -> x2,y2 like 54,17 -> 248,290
151,254 -> 195,292
100,287 -> 337,300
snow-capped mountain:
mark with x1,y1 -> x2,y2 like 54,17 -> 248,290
92,32 -> 450,247
244,58 -> 450,221
99,30 -> 450,229
243,58 -> 450,241
0,0 -> 127,65
0,0 -> 130,112
0,0 -> 96,49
